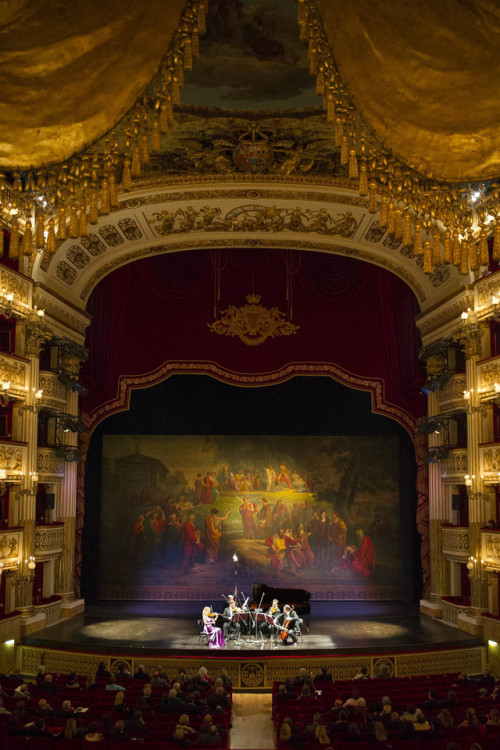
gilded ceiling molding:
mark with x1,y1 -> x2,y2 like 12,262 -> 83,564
316,0 -> 500,183
85,360 -> 418,438
417,295 -> 475,339
0,0 -> 186,168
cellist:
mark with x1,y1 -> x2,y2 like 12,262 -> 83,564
274,604 -> 300,646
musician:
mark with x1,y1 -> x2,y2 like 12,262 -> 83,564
275,604 -> 300,645
265,528 -> 302,573
222,600 -> 241,642
259,598 -> 281,638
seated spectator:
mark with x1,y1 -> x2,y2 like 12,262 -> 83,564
423,690 -> 442,710
124,710 -> 149,737
57,700 -> 76,720
399,720 -> 416,739
314,666 -> 333,683
346,723 -> 364,743
437,709 -> 455,729
98,713 -> 115,738
109,720 -> 131,742
66,672 -> 81,689
113,690 -> 129,714
85,673 -> 98,689
447,690 -> 460,707
386,711 -> 403,732
353,666 -> 370,680
84,722 -> 105,742
6,665 -> 23,686
35,665 -> 46,683
304,713 -> 323,738
151,669 -> 168,686
96,662 -> 110,678
115,663 -> 132,680
276,684 -> 295,701
0,697 -> 11,715
376,700 -> 393,722
169,726 -> 191,747
105,675 -> 126,691
297,684 -> 316,701
63,718 -> 88,740
184,693 -> 203,715
30,718 -> 53,737
207,686 -> 230,710
373,721 -> 388,742
458,707 -> 485,735
33,698 -> 54,717
134,683 -> 156,713
414,710 -> 430,731
13,683 -> 31,700
400,704 -> 418,723
166,688 -> 186,710
294,667 -> 309,689
330,709 -> 350,733
374,665 -> 391,679
133,664 -> 149,680
198,713 -> 228,740
314,724 -> 331,745
488,708 -> 500,725
217,669 -> 232,689
6,717 -> 25,736
12,700 -> 29,724
196,723 -> 221,747
194,667 -> 213,692
176,714 -> 197,738
344,690 -> 362,708
39,674 -> 58,693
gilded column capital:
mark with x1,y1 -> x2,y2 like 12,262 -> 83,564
23,317 -> 52,358
454,324 -> 482,359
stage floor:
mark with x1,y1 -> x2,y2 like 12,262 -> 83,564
21,602 -> 482,657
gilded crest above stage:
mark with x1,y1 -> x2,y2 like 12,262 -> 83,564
99,435 -> 401,601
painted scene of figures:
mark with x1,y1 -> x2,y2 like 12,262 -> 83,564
99,435 -> 401,601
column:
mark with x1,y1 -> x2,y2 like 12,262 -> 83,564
55,389 -> 78,601
460,321 -> 489,611
427,390 -> 450,601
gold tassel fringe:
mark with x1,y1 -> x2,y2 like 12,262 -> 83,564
423,239 -> 432,274
443,229 -> 452,263
79,205 -> 88,236
413,221 -> 423,255
22,220 -> 33,255
9,220 -> 19,259
69,205 -> 79,237
58,207 -> 67,240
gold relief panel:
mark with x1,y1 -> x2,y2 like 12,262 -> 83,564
148,203 -> 359,239
480,361 -> 500,389
0,271 -> 28,305
483,532 -> 500,563
0,358 -> 26,389
482,447 -> 500,473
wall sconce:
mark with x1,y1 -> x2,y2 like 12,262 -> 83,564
491,296 -> 500,322
16,472 -> 38,499
18,388 -> 43,416
0,382 -> 11,408
0,468 -> 8,498
0,290 -> 15,320
463,389 -> 484,415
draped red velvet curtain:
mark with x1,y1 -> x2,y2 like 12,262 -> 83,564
82,248 -> 425,425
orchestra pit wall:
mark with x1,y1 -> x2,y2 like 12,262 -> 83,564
419,271 -> 500,647
16,644 -> 486,690
0,264 -> 86,648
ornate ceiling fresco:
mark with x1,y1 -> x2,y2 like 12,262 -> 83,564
1,0 -> 500,291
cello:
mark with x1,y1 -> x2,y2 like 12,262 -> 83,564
279,605 -> 295,641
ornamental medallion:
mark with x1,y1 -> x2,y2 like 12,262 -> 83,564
208,293 -> 299,346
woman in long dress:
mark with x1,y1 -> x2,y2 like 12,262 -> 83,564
202,606 -> 225,649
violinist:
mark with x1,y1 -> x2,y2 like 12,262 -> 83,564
275,604 -> 300,646
222,600 -> 241,642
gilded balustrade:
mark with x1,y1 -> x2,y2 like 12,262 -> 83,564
37,447 -> 65,479
441,526 -> 470,561
34,524 -> 64,558
438,374 -> 467,412
441,449 -> 468,484
38,371 -> 67,410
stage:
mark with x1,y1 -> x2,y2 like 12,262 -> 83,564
17,602 -> 486,689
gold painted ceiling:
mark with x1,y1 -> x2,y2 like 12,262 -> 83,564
0,0 -> 499,182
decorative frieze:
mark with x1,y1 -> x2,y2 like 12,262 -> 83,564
0,356 -> 27,391
37,448 -> 65,478
442,526 -> 470,560
0,442 -> 26,475
38,372 -> 67,406
34,524 -> 64,556
438,374 -> 467,412
480,445 -> 500,482
441,449 -> 468,483
0,529 -> 22,564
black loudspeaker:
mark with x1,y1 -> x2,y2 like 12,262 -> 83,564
45,493 -> 55,510
451,494 -> 462,511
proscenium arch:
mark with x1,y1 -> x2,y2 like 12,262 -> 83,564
33,179 -> 466,316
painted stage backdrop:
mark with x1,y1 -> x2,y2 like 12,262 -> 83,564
99,436 -> 401,601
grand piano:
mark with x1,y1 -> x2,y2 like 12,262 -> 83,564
252,582 -> 311,630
